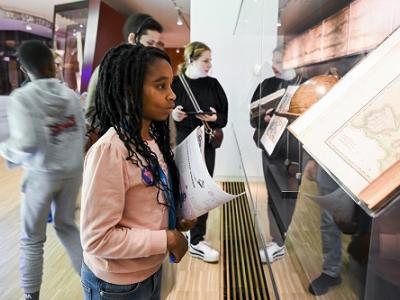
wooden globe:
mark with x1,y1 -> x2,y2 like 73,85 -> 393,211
289,75 -> 338,115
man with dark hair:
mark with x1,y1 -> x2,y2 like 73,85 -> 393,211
18,41 -> 54,78
122,13 -> 163,46
0,40 -> 85,300
85,13 -> 163,123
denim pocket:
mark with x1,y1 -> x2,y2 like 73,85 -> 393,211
152,268 -> 162,294
99,281 -> 141,299
81,281 -> 92,300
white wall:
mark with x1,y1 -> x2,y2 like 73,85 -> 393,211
191,0 -> 279,181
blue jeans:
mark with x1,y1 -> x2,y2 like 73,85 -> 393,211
81,263 -> 161,300
320,208 -> 342,277
316,166 -> 342,278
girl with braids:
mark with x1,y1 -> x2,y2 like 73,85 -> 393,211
80,44 -> 194,300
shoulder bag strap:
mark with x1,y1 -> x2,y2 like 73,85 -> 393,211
177,74 -> 214,136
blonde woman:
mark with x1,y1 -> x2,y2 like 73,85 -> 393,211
172,41 -> 228,263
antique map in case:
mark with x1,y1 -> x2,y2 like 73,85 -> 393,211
261,85 -> 299,155
289,27 -> 400,214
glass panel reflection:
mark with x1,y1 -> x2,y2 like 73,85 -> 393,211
53,2 -> 88,92
235,0 -> 400,299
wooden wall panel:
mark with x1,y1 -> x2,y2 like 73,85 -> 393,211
284,35 -> 304,69
283,0 -> 399,69
164,48 -> 184,75
81,0 -> 125,92
93,2 -> 125,69
303,25 -> 322,65
347,0 -> 393,54
322,7 -> 349,60
282,38 -> 294,69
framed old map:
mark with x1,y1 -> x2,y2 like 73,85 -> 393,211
289,27 -> 400,215
261,86 -> 299,156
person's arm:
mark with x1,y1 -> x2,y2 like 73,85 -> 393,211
72,90 -> 87,151
0,91 -> 38,164
81,142 -> 167,259
250,82 -> 263,128
84,67 -> 99,124
210,78 -> 228,129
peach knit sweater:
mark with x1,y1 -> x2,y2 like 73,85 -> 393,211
80,128 -> 168,284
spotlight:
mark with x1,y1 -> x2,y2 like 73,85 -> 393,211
170,0 -> 189,29
26,24 -> 32,31
177,14 -> 183,26
171,0 -> 190,30
277,10 -> 282,27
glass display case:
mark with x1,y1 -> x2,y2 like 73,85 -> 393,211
0,7 -> 54,95
234,0 -> 400,299
53,1 -> 88,93
0,30 -> 50,95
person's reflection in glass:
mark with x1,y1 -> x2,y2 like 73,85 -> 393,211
365,199 -> 400,299
302,159 -> 373,297
250,46 -> 300,264
53,52 -> 64,82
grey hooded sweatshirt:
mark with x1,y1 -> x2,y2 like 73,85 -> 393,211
0,78 -> 85,178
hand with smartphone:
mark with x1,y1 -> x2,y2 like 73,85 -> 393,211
172,105 -> 218,122
184,111 -> 216,115
195,107 -> 218,122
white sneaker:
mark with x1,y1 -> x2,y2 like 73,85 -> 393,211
266,242 -> 285,263
259,243 -> 285,264
183,231 -> 190,242
260,249 -> 268,264
189,241 -> 219,263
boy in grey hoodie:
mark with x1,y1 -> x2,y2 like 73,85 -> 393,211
0,40 -> 85,300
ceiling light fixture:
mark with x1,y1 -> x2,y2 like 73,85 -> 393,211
177,13 -> 183,26
176,12 -> 183,26
170,0 -> 190,29
25,24 -> 32,31
277,8 -> 283,27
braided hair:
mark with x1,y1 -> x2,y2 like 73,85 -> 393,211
93,43 -> 181,207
